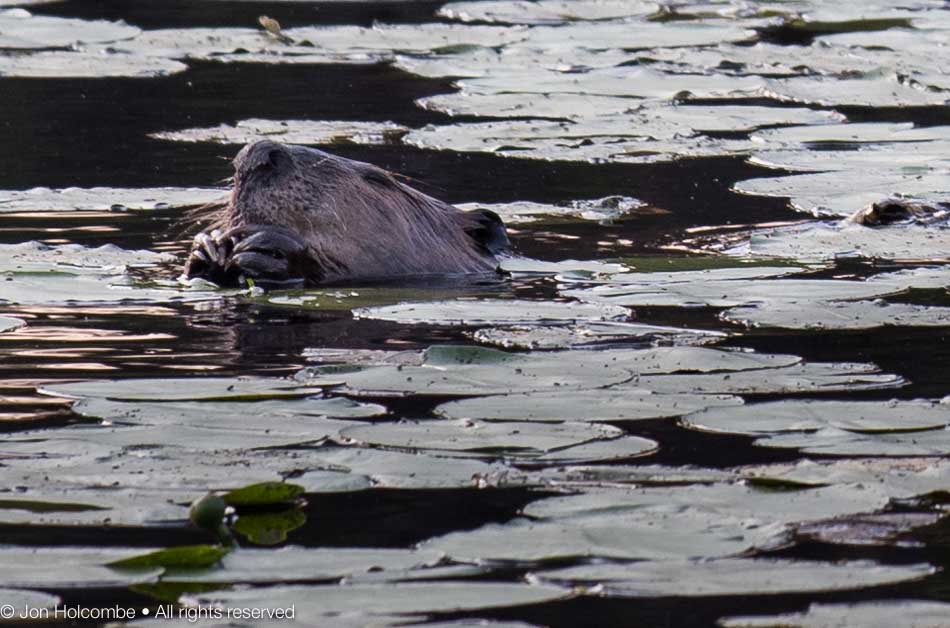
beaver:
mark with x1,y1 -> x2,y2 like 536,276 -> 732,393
183,140 -> 509,287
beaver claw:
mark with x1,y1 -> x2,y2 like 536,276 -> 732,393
184,224 -> 309,288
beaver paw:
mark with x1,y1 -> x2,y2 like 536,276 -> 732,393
224,224 -> 309,288
183,229 -> 237,285
185,224 -> 309,288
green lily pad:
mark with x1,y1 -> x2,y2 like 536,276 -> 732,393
422,516 -> 781,563
353,298 -> 630,326
0,242 -> 172,273
182,581 -> 571,618
682,399 -> 950,436
739,221 -> 950,264
164,547 -> 443,583
339,419 -> 631,461
535,558 -> 934,597
456,197 -> 647,224
720,600 -> 950,628
152,119 -> 407,146
0,10 -> 139,49
564,277 -> 901,307
435,390 -> 742,423
438,0 -> 657,25
108,545 -> 229,570
223,482 -> 304,507
0,50 -> 187,77
0,316 -> 25,333
0,547 -> 162,587
737,458 -> 950,500
0,186 -> 224,212
723,300 -> 950,330
304,446 -> 527,489
757,428 -> 950,457
41,376 -> 339,401
632,361 -> 904,394
472,321 -> 725,350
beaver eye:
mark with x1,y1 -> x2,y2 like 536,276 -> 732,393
259,149 -> 286,173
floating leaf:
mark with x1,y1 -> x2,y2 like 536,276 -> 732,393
683,399 -> 950,436
535,559 -> 934,597
0,547 -> 162,587
223,482 -> 304,507
0,242 -> 172,273
165,547 -> 443,583
435,390 -> 742,423
720,600 -> 950,628
41,376 -> 339,401
723,300 -> 950,330
457,196 -> 648,224
473,321 -> 725,350
354,298 -> 630,326
0,50 -> 187,77
109,545 -> 229,570
0,186 -> 224,212
0,10 -> 140,49
340,419 -> 630,461
0,316 -> 25,333
182,581 -> 571,617
152,119 -> 407,146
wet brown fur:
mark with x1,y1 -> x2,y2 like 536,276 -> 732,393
187,140 -> 506,285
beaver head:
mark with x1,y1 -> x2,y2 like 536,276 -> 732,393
184,140 -> 509,287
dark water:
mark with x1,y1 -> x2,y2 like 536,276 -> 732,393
2,1 -> 950,627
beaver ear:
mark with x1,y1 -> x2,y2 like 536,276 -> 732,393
458,208 -> 510,255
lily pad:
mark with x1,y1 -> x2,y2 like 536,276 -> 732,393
422,516 -> 782,563
733,221 -> 950,263
472,321 -> 725,350
222,482 -> 304,507
0,50 -> 187,77
0,9 -> 139,50
737,457 -> 950,500
163,547 -> 443,584
320,346 -> 802,397
564,277 -> 900,307
723,300 -> 950,330
0,547 -> 162,587
0,241 -> 172,273
457,196 -> 647,224
631,361 -> 905,394
109,545 -> 229,570
523,483 -> 891,527
182,581 -> 571,617
0,273 -> 223,305
339,419 -> 632,462
535,559 -> 934,597
353,298 -> 630,326
0,589 -> 59,612
312,345 -> 635,396
0,316 -> 25,333
152,119 -> 407,146
435,390 -> 742,423
683,399 -> 950,436
757,428 -> 950,457
0,186 -> 225,212
306,446 -> 527,489
720,600 -> 950,628
284,23 -> 530,55
438,0 -> 657,25
41,376 -> 338,401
